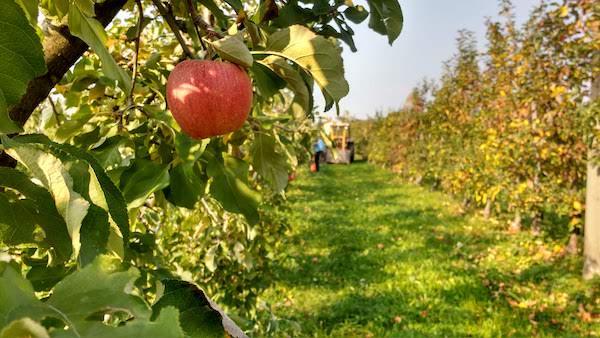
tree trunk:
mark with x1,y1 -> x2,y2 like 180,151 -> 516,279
583,75 -> 600,279
531,212 -> 541,236
483,199 -> 492,219
567,232 -> 579,255
510,211 -> 521,233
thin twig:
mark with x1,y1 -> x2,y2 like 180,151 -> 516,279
47,96 -> 61,126
184,0 -> 206,50
151,0 -> 195,58
184,0 -> 223,39
128,0 -> 144,103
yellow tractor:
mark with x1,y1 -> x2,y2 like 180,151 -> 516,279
323,120 -> 354,164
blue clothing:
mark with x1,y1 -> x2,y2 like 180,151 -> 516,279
314,139 -> 326,152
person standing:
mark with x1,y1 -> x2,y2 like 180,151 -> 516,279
313,138 -> 326,172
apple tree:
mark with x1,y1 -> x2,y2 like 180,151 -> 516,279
360,0 -> 598,241
0,0 -> 403,335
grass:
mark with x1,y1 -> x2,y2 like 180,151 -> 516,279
257,162 -> 600,337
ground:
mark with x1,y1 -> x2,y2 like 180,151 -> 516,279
260,162 -> 600,337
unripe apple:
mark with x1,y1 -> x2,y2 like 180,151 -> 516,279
166,60 -> 253,139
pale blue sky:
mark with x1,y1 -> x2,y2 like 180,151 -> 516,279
324,0 -> 541,119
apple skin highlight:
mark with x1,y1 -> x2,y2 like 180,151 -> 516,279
166,60 -> 253,139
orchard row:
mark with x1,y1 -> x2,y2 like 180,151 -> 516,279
357,0 -> 598,235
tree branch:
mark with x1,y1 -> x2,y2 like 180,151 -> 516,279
185,0 -> 223,39
151,0 -> 195,58
8,0 -> 128,128
0,0 -> 127,168
129,0 -> 144,102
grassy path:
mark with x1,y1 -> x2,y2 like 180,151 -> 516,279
260,163 -> 599,337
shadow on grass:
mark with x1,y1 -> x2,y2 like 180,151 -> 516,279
262,163 -> 600,337
268,163 -> 516,336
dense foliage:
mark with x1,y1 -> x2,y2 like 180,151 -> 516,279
358,0 -> 599,235
0,0 -> 403,336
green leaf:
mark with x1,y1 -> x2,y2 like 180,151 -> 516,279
0,193 -> 37,246
344,5 -> 369,24
258,58 -> 310,114
265,25 -> 349,112
175,131 -> 209,163
0,262 -> 50,324
152,279 -> 248,338
46,257 -> 149,326
320,22 -> 357,52
165,163 -> 206,209
207,154 -> 261,224
311,0 -> 332,15
54,105 -> 93,142
271,0 -> 316,28
0,167 -> 72,263
251,62 -> 286,98
7,147 -> 115,264
67,5 -> 132,93
16,134 -> 130,246
0,0 -> 46,133
222,0 -> 242,11
79,204 -> 110,266
73,0 -> 94,16
0,318 -> 49,338
206,34 -> 253,68
15,0 -> 38,26
120,159 -> 170,208
251,132 -> 289,192
0,257 -> 185,338
366,0 -> 403,44
26,264 -> 73,292
2,137 -> 90,257
91,135 -> 128,168
40,0 -> 69,18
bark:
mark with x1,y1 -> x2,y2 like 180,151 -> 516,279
0,0 -> 127,168
583,75 -> 600,279
10,0 -> 127,126
0,0 -> 127,167
509,211 -> 521,233
566,233 -> 578,255
483,199 -> 492,219
531,213 -> 541,236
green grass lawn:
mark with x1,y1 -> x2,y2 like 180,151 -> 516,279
258,162 -> 599,337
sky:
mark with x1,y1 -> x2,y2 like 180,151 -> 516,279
323,0 -> 542,119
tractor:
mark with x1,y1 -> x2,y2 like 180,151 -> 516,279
323,120 -> 355,164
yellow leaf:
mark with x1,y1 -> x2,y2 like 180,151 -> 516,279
551,85 -> 567,98
559,6 -> 568,18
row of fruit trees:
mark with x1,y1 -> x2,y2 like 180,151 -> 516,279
357,0 -> 599,278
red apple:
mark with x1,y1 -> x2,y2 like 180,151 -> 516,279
166,60 -> 253,139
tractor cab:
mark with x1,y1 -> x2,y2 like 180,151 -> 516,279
323,120 -> 354,164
